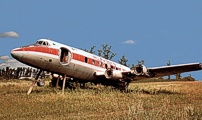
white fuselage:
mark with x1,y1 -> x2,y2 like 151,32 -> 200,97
11,39 -> 131,82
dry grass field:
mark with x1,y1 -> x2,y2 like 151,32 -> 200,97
0,79 -> 202,119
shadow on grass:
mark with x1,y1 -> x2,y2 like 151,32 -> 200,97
126,89 -> 184,95
55,85 -> 184,95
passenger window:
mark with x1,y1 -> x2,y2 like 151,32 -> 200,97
105,64 -> 108,69
111,66 -> 113,69
99,62 -> 102,67
116,67 -> 118,70
85,57 -> 88,63
92,59 -> 95,65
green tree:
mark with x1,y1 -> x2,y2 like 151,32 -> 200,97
136,60 -> 146,65
97,49 -> 102,57
82,43 -> 117,60
80,46 -> 96,54
175,73 -> 182,80
118,54 -> 130,67
89,46 -> 96,54
130,64 -> 135,69
101,43 -> 117,60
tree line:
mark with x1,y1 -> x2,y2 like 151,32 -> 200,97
0,67 -> 48,80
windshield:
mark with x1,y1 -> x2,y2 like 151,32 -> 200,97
35,41 -> 50,46
20,40 -> 50,48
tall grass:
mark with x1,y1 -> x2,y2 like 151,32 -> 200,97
0,79 -> 201,119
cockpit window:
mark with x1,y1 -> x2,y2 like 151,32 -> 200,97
43,42 -> 46,45
35,41 -> 50,46
37,41 -> 43,45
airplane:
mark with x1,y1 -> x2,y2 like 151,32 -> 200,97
10,39 -> 202,94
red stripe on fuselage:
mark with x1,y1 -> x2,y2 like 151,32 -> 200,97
72,53 -> 125,70
13,47 -> 59,56
72,53 -> 104,68
13,46 -> 126,71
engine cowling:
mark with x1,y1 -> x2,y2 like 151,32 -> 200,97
132,64 -> 149,76
104,68 -> 123,80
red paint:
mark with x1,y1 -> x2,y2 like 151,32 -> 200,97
13,47 -> 59,56
13,46 -> 123,71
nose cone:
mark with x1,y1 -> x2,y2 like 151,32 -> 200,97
11,49 -> 22,61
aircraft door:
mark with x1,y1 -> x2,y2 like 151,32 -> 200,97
59,48 -> 72,65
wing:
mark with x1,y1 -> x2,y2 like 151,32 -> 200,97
148,63 -> 202,78
95,63 -> 202,81
125,62 -> 202,80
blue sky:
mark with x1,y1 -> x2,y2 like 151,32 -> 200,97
1,0 -> 202,80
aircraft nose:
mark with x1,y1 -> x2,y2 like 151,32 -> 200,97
11,48 -> 23,61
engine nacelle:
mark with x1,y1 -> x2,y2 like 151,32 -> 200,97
132,64 -> 149,76
105,68 -> 123,80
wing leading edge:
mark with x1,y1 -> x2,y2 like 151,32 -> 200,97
148,63 -> 202,78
